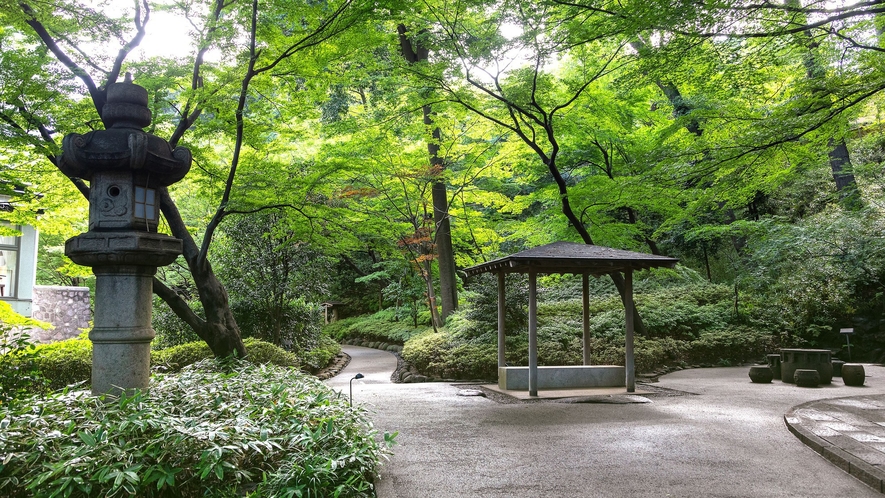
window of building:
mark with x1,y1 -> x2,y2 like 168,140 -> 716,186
0,225 -> 20,298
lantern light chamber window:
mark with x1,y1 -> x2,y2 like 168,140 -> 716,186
134,186 -> 157,220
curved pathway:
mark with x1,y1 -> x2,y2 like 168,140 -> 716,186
327,346 -> 885,497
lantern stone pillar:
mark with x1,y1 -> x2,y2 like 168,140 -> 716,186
57,75 -> 191,396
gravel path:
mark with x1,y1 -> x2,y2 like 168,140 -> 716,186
327,345 -> 885,497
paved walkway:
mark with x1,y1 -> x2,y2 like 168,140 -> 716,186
326,346 -> 885,497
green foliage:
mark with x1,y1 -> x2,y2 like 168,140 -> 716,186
29,339 -> 93,391
2,336 -> 323,396
324,309 -> 430,344
401,330 -> 498,380
216,211 -> 332,351
0,329 -> 48,403
298,334 -> 342,372
241,337 -> 301,367
401,330 -> 451,374
152,338 -> 306,373
232,297 -> 325,352
0,360 -> 393,497
151,297 -> 201,349
588,337 -> 688,373
738,208 -> 885,351
0,301 -> 52,329
457,273 -> 529,342
402,270 -> 783,377
686,327 -> 778,365
150,341 -> 213,372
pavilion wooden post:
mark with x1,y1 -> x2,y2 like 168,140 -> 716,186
497,272 -> 506,368
582,273 -> 591,366
528,270 -> 538,397
623,269 -> 635,392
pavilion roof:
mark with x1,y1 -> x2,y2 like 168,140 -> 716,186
463,241 -> 678,277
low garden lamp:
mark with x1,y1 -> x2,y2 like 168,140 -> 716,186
350,373 -> 364,406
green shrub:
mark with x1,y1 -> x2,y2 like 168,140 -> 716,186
686,327 -> 778,365
459,273 -> 528,341
0,331 -> 48,403
30,339 -> 93,390
150,341 -> 212,372
241,337 -> 299,367
4,334 -> 333,397
152,339 -> 308,373
582,336 -> 689,372
0,360 -> 394,497
324,310 -> 428,344
232,298 -> 324,352
298,335 -> 341,372
401,330 -> 451,373
430,342 -> 498,380
402,329 -> 498,380
0,303 -> 55,401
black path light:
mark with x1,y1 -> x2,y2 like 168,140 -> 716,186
350,373 -> 364,406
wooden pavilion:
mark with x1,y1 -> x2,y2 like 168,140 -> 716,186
463,242 -> 678,396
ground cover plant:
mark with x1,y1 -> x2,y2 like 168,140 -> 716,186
0,359 -> 395,497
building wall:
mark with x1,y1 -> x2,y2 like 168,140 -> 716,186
30,285 -> 91,343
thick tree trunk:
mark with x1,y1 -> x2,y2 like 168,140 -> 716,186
400,24 -> 458,321
432,181 -> 458,319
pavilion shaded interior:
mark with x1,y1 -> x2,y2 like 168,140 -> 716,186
463,241 -> 678,396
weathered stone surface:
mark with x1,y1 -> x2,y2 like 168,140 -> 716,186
57,78 -> 188,396
795,368 -> 821,387
844,364 -> 866,387
748,365 -> 773,383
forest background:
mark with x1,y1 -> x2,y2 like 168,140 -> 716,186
3,0 -> 885,378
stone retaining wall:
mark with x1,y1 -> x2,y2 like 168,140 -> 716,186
30,285 -> 91,343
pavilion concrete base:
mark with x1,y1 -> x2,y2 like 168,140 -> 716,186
483,384 -> 651,400
498,365 -> 626,391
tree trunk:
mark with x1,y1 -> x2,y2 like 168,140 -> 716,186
158,188 -> 246,358
422,259 -> 443,330
789,0 -> 861,207
544,157 -> 649,336
399,24 -> 458,321
432,178 -> 458,320
828,138 -> 860,205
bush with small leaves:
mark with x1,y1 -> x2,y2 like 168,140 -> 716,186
0,360 -> 395,497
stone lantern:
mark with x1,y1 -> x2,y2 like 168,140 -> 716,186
57,75 -> 191,396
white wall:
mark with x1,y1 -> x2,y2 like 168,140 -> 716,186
6,225 -> 38,317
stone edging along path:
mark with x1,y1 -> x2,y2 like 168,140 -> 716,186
784,396 -> 885,493
314,352 -> 351,380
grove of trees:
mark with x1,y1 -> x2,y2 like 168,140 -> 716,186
2,0 -> 885,358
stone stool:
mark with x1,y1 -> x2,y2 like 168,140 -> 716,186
766,354 -> 782,379
832,360 -> 845,377
749,365 -> 773,383
794,369 -> 820,387
842,364 -> 865,387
